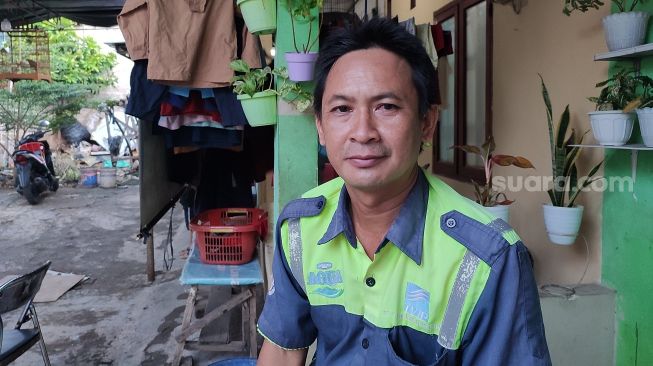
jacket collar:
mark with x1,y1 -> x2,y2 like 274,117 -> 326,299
317,170 -> 428,265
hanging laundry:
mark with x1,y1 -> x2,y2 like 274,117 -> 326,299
117,0 -> 148,60
164,87 -> 249,127
416,23 -> 441,105
431,23 -> 454,57
212,87 -> 249,128
160,90 -> 221,121
153,123 -> 244,150
125,60 -> 168,123
146,0 -> 262,87
118,0 -> 263,88
399,17 -> 416,36
415,24 -> 438,70
158,115 -> 243,131
169,87 -> 215,99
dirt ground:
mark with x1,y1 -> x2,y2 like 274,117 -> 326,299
0,185 -> 244,365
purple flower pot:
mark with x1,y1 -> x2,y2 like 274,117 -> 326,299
285,52 -> 319,82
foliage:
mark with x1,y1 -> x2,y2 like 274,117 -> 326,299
453,136 -> 534,207
540,75 -> 603,207
230,60 -> 274,97
275,67 -> 314,112
0,80 -> 89,155
563,0 -> 645,15
589,69 -> 640,111
231,60 -> 313,112
623,73 -> 653,111
288,0 -> 324,53
39,18 -> 117,89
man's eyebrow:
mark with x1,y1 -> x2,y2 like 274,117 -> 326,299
371,92 -> 401,101
327,94 -> 353,104
326,92 -> 402,104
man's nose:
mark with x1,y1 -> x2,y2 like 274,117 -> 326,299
349,108 -> 380,143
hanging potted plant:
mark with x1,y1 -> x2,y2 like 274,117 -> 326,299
230,60 -> 278,126
454,136 -> 534,223
587,68 -> 638,146
237,0 -> 277,35
275,67 -> 315,112
563,0 -> 650,51
623,74 -> 653,146
540,75 -> 604,245
285,0 -> 323,81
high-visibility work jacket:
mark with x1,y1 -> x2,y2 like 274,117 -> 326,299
258,170 -> 552,365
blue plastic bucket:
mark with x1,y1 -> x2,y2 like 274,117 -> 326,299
208,358 -> 257,366
80,168 -> 97,188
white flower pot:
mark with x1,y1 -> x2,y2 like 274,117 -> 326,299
636,108 -> 653,147
588,110 -> 635,146
542,204 -> 584,245
603,12 -> 649,51
484,205 -> 510,224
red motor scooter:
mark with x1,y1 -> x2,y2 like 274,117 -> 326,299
12,125 -> 59,205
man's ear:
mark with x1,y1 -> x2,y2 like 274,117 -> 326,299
316,116 -> 326,146
420,105 -> 438,142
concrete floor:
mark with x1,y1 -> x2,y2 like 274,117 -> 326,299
0,185 -> 248,365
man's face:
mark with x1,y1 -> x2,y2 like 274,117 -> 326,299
316,48 -> 437,193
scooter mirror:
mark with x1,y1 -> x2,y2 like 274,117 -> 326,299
38,120 -> 50,128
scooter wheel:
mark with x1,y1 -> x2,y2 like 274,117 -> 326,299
51,178 -> 59,192
23,182 -> 43,205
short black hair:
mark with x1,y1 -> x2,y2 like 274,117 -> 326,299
313,17 -> 438,119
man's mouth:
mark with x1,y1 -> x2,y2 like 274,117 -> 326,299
345,155 -> 386,168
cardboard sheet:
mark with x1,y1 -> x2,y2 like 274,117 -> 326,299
0,270 -> 88,303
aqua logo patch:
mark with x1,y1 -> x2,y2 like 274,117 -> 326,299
404,282 -> 430,322
308,264 -> 343,286
311,287 -> 344,298
308,262 -> 344,298
317,262 -> 333,270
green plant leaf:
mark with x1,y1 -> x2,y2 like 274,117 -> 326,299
230,59 -> 250,73
482,136 -> 496,154
556,105 -> 571,148
547,189 -> 557,206
453,145 -> 482,155
623,98 -> 641,113
471,180 -> 485,206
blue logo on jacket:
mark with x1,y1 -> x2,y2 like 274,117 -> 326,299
404,282 -> 430,322
308,262 -> 344,298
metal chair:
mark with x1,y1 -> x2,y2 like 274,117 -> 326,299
0,261 -> 51,366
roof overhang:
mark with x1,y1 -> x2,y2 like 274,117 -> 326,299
0,0 -> 125,28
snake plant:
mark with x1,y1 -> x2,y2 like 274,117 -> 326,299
540,75 -> 603,207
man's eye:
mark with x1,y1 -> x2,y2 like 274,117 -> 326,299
331,106 -> 351,113
377,103 -> 398,111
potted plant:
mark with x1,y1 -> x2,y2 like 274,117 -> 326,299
237,0 -> 277,35
275,67 -> 314,112
230,60 -> 278,126
540,75 -> 604,245
231,61 -> 314,123
454,136 -> 534,223
623,74 -> 653,146
563,0 -> 649,51
285,0 -> 323,81
587,68 -> 638,146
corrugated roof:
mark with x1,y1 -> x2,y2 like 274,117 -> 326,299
0,0 -> 125,28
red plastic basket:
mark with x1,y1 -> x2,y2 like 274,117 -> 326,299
189,208 -> 268,265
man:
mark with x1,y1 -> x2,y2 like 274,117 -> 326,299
257,18 -> 551,366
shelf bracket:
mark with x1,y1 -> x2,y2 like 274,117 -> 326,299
631,150 -> 638,201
